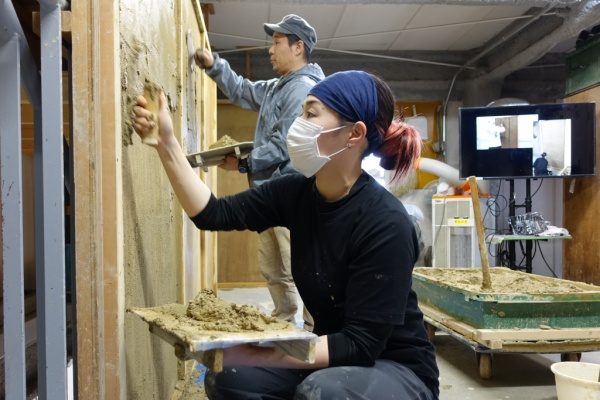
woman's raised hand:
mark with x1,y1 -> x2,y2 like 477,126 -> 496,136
132,91 -> 175,147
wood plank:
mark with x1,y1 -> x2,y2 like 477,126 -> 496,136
494,340 -> 600,353
31,11 -> 72,37
215,105 -> 262,284
422,303 -> 600,354
97,1 -> 124,398
181,0 -> 218,303
71,2 -> 217,398
198,22 -> 219,292
563,86 -> 600,285
71,1 -> 105,399
477,327 -> 600,341
70,0 -> 126,398
175,0 -> 185,306
420,303 -> 479,342
175,0 -> 189,383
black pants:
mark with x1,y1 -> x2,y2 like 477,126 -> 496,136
204,360 -> 436,400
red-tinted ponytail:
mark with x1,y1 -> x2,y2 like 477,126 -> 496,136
378,119 -> 422,181
368,74 -> 422,181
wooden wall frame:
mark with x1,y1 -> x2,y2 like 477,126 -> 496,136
71,1 -> 216,398
72,1 -> 118,398
563,85 -> 600,285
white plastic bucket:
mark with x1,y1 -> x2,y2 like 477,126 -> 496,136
551,362 -> 600,400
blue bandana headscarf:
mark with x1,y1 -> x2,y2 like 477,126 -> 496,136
308,71 -> 382,155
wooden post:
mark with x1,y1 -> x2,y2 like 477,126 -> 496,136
72,1 -> 217,398
564,85 -> 600,285
72,0 -> 127,397
468,176 -> 492,290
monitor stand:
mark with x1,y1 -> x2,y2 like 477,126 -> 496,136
507,178 -> 533,273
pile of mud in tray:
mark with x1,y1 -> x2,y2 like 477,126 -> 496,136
185,289 -> 291,332
148,289 -> 293,333
208,134 -> 239,150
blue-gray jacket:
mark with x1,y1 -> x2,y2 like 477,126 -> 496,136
206,55 -> 325,186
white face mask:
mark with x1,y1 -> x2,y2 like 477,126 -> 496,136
286,117 -> 350,177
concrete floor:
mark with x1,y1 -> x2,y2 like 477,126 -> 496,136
218,287 -> 600,400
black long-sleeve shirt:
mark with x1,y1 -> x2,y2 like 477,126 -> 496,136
191,171 -> 439,396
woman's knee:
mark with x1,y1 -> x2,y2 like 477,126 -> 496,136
294,369 -> 344,400
204,369 -> 241,399
203,370 -> 219,399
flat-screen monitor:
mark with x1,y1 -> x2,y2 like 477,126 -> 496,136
459,102 -> 596,179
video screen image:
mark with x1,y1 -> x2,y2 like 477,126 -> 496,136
475,114 -> 571,177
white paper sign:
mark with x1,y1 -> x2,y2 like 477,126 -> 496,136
406,116 -> 428,140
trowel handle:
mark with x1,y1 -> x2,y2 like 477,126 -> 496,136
468,176 -> 492,290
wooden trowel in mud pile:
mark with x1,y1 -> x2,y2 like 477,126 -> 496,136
468,176 -> 492,290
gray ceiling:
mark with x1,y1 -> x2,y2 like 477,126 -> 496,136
204,0 -> 600,104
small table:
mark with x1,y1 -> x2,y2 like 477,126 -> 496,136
487,234 -> 572,273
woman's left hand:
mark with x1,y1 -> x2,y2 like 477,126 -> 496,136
219,155 -> 239,171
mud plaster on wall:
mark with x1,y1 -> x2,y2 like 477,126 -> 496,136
119,1 -> 183,399
120,13 -> 180,147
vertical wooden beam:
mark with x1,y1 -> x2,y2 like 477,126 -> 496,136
175,0 -> 185,306
192,0 -> 218,292
73,1 -> 218,398
200,3 -> 214,32
245,49 -> 252,79
96,0 -> 125,398
72,0 -> 123,398
71,1 -> 103,398
563,86 -> 600,285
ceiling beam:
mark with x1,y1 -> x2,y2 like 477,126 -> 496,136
208,0 -> 580,6
478,0 -> 600,83
478,13 -> 564,74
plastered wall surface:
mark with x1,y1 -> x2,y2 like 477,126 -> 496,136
119,1 -> 215,398
121,1 -> 180,398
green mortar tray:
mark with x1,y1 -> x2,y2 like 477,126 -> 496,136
413,267 -> 600,329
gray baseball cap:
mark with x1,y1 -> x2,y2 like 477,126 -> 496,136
264,14 -> 317,53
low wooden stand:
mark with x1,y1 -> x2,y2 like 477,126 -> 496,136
421,303 -> 600,379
